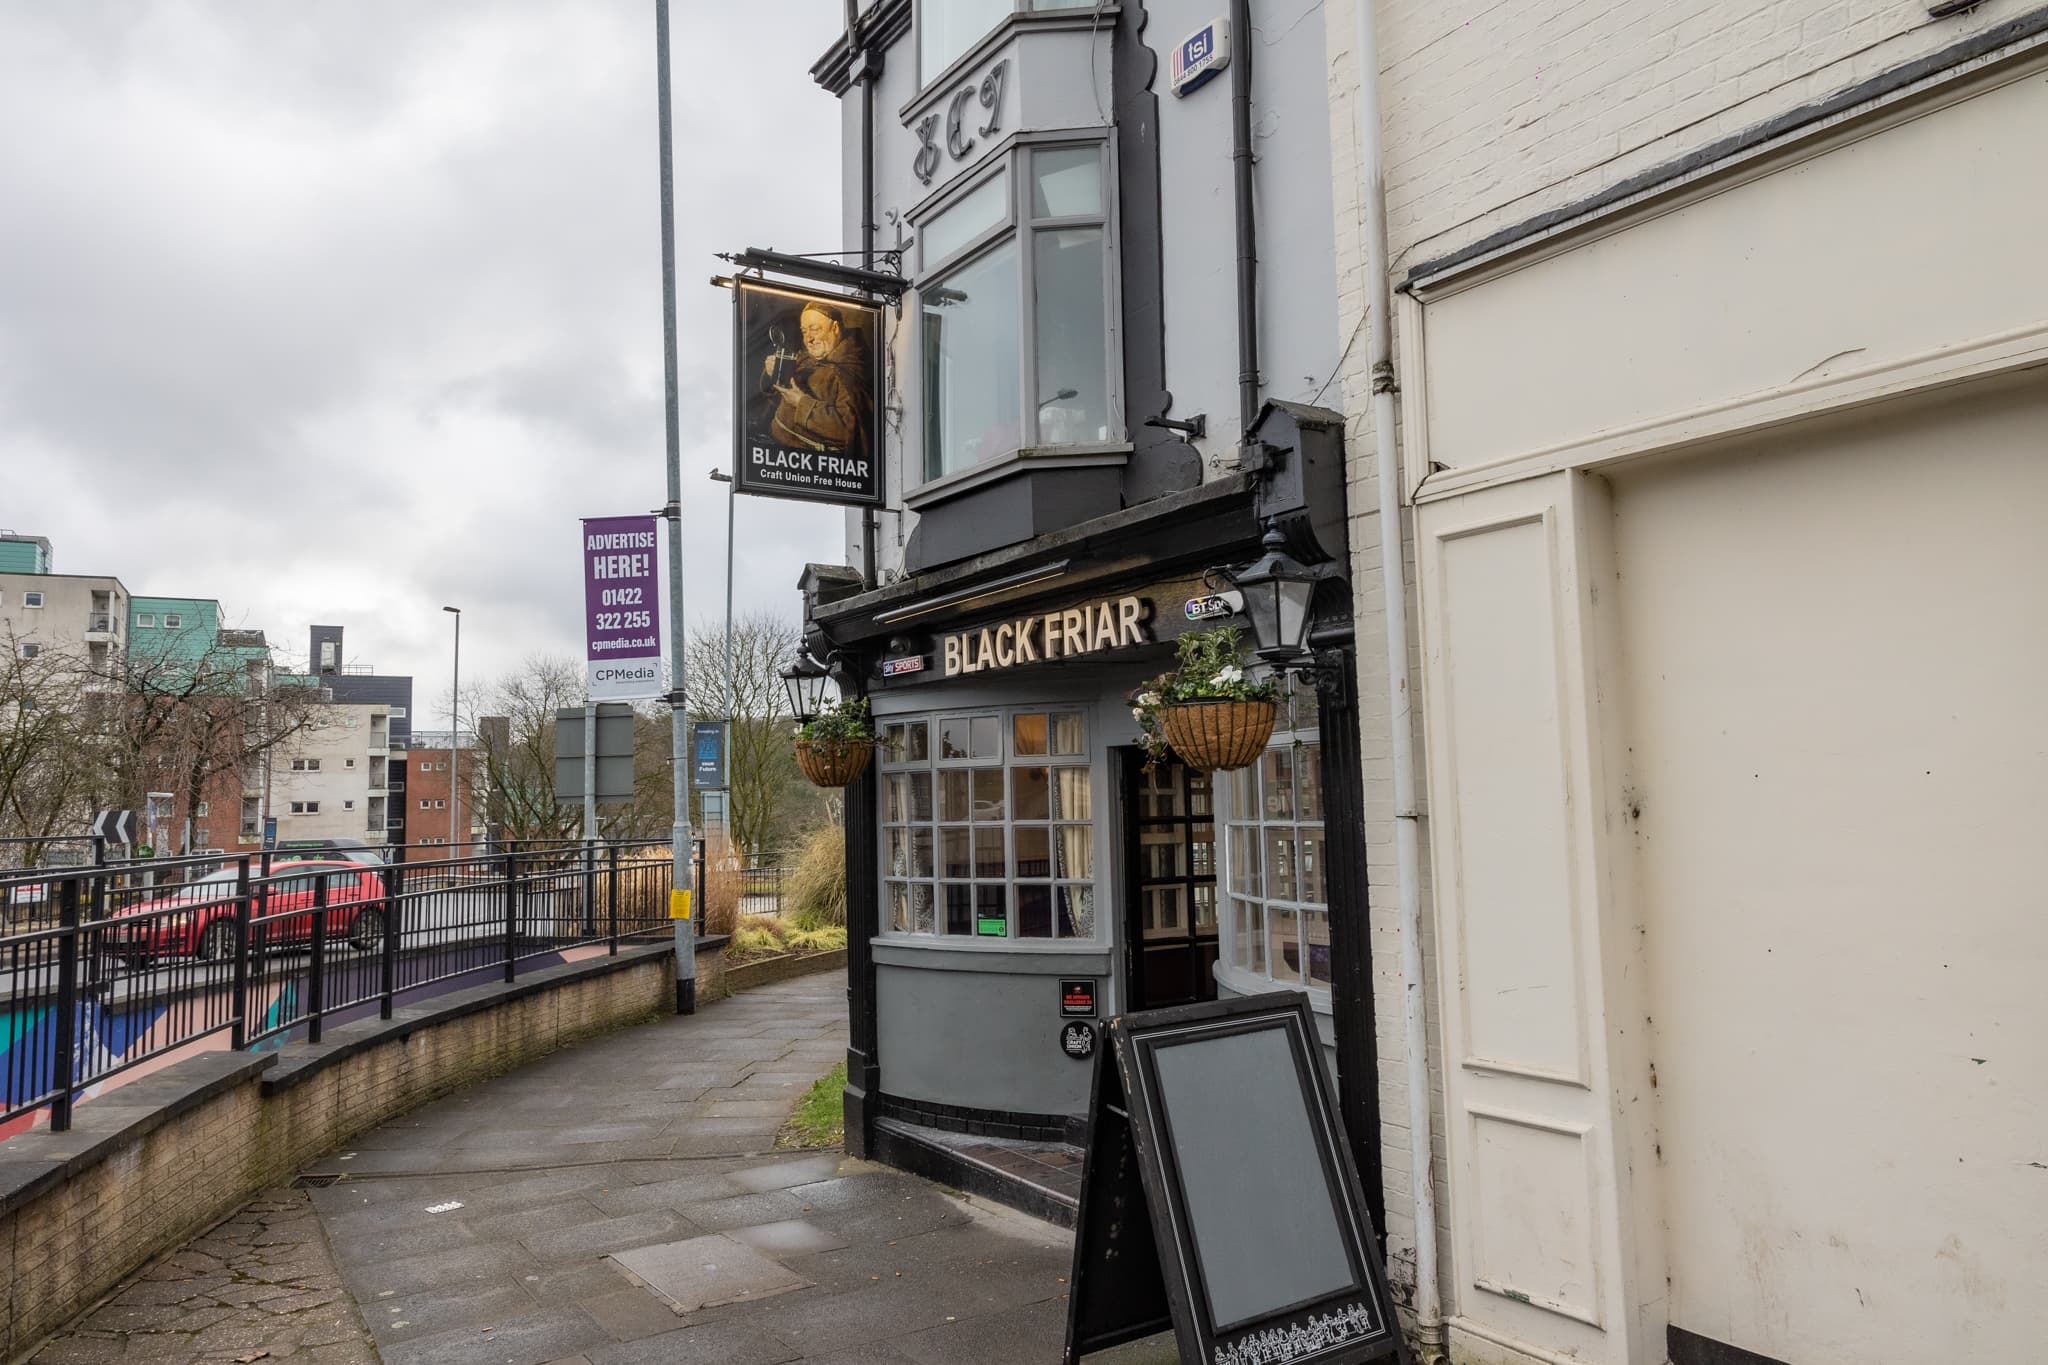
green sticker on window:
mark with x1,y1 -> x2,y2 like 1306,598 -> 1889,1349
977,916 -> 1008,937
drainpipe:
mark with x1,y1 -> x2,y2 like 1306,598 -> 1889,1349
848,0 -> 880,587
1229,0 -> 1260,437
1352,0 -> 1443,1358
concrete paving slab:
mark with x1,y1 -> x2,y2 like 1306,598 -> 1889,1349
724,1220 -> 852,1256
609,1234 -> 811,1313
730,1155 -> 847,1192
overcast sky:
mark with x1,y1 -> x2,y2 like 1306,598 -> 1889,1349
0,1 -> 849,720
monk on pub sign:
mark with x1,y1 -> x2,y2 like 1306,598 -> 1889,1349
759,299 -> 871,458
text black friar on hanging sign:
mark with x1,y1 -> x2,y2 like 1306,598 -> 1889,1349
1064,993 -> 1407,1365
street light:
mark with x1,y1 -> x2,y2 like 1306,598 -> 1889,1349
1227,524 -> 1319,665
780,652 -> 836,723
709,468 -> 735,719
442,606 -> 460,852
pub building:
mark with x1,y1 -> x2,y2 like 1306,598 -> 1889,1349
776,0 -> 1386,1233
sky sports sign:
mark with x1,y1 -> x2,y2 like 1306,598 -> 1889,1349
582,515 -> 662,702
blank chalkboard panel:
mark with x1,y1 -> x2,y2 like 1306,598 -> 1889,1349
1065,991 -> 1404,1365
1150,1028 -> 1359,1327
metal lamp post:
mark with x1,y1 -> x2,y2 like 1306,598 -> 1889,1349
709,468 -> 735,718
443,606 -> 460,850
780,653 -> 837,723
1227,525 -> 1320,666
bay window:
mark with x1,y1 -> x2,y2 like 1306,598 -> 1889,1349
917,141 -> 1114,482
1218,681 -> 1330,992
919,0 -> 1102,84
881,708 -> 1097,941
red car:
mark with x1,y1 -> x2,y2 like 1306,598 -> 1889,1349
103,860 -> 388,962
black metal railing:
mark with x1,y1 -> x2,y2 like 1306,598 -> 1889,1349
0,840 -> 680,1131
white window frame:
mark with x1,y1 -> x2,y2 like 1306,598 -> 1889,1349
23,591 -> 43,609
289,800 -> 321,816
1216,683 -> 1330,997
879,705 -> 1100,943
910,135 -> 1120,488
195,802 -> 208,817
18,642 -> 40,659
135,612 -> 156,627
343,800 -> 355,811
162,613 -> 182,628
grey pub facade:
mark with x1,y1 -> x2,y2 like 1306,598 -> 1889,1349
781,0 -> 1384,1238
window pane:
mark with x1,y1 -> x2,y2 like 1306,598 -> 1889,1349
920,172 -> 1007,267
973,768 -> 1006,821
890,721 -> 929,763
886,773 -> 931,823
913,883 -> 935,934
1297,743 -> 1323,821
1191,822 -> 1215,877
1233,899 -> 1266,973
940,827 -> 971,879
1018,884 -> 1053,938
1016,825 -> 1051,877
1227,826 -> 1260,896
1264,830 -> 1298,901
1013,713 -> 1048,755
938,718 -> 970,760
1299,830 -> 1327,906
1034,228 -> 1109,445
920,0 -> 1010,80
1143,831 -> 1186,880
1261,747 -> 1295,819
888,882 -> 910,932
1060,884 -> 1095,939
1304,911 -> 1333,989
1270,908 -> 1302,984
1056,824 -> 1093,880
939,770 -> 972,822
1194,882 -> 1218,931
1031,146 -> 1101,218
944,883 -> 973,935
1290,676 -> 1322,733
1049,713 -> 1086,755
1189,769 -> 1214,816
1228,765 -> 1258,816
1145,886 -> 1185,937
925,240 -> 1022,477
974,827 -> 1006,878
1013,766 -> 1051,820
1053,767 -> 1092,821
1142,766 -> 1181,819
970,715 -> 1000,757
976,884 -> 1008,936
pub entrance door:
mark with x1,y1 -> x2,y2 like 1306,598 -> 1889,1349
1120,751 -> 1220,1010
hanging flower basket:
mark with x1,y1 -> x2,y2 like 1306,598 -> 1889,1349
795,737 -> 874,788
1160,697 -> 1278,772
1131,626 -> 1282,772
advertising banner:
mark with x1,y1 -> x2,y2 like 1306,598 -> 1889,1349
691,720 -> 727,790
733,281 -> 884,507
581,515 -> 663,701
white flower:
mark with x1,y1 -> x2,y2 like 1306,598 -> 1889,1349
1212,665 -> 1243,686
1138,691 -> 1160,707
1130,707 -> 1145,722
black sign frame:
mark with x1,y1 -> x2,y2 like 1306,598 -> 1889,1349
1065,992 -> 1405,1365
731,279 -> 885,508
1060,979 -> 1098,1017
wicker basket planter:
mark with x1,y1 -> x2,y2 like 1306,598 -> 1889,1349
1159,698 -> 1278,772
795,738 -> 874,788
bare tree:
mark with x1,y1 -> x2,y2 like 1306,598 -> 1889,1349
0,630 -> 99,863
470,654 -> 584,845
684,610 -> 829,861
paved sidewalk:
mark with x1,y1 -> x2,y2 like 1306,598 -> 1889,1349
300,973 -> 1175,1364
35,972 -> 1176,1365
31,1190 -> 378,1365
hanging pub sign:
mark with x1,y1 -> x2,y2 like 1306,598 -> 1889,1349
732,280 -> 884,508
1064,992 -> 1402,1365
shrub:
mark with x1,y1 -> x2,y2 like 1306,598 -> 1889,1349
730,915 -> 792,957
785,924 -> 847,952
786,826 -> 846,930
699,835 -> 743,938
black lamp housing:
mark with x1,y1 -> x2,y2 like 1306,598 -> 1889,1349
1229,523 -> 1320,665
780,652 -> 837,722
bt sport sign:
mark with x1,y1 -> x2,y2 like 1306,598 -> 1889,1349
582,515 -> 662,702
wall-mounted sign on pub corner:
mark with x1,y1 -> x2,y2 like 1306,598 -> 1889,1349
942,595 -> 1153,677
732,280 -> 884,508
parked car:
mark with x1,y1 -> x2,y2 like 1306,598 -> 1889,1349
102,860 -> 388,962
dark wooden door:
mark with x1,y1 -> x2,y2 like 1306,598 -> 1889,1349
1122,754 -> 1219,1010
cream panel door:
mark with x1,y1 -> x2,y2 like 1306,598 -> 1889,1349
1415,471 -> 1659,1364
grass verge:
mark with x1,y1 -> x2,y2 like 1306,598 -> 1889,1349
777,1061 -> 847,1150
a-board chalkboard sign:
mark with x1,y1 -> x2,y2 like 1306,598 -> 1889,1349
1063,992 -> 1404,1365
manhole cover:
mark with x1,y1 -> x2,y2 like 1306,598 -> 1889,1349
610,1235 -> 811,1313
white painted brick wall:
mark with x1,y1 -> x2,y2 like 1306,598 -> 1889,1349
1318,0 -> 2041,1314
